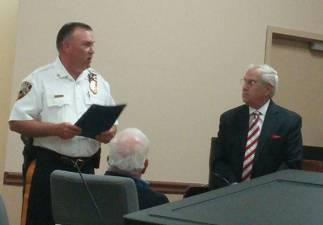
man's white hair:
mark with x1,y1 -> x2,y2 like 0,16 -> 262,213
248,64 -> 279,97
108,128 -> 150,172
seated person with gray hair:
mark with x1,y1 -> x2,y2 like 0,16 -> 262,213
212,64 -> 303,187
105,128 -> 169,209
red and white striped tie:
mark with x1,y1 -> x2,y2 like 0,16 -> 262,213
241,111 -> 262,181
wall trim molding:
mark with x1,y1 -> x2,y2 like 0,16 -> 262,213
3,172 -> 22,186
3,171 -> 203,194
149,181 -> 204,194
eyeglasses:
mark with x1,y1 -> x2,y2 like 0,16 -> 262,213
240,78 -> 261,87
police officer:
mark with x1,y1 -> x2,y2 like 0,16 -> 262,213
9,22 -> 117,225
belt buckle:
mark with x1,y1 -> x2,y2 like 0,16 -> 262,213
75,159 -> 85,168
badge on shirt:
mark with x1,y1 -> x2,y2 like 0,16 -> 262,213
17,81 -> 32,100
88,71 -> 98,95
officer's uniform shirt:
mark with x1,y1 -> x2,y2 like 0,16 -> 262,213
10,57 -> 116,157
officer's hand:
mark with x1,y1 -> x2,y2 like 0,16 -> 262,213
55,123 -> 81,139
95,125 -> 117,144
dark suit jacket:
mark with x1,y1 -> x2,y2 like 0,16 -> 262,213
213,100 -> 303,187
105,171 -> 169,210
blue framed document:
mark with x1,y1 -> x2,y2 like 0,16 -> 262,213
75,104 -> 126,139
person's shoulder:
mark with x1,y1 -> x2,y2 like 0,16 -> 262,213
135,180 -> 168,201
27,61 -> 56,80
33,61 -> 55,74
137,186 -> 169,209
21,62 -> 55,84
221,104 -> 247,118
271,102 -> 301,119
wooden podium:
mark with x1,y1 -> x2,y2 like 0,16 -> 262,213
124,170 -> 323,225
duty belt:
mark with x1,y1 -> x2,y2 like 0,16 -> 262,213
31,146 -> 94,168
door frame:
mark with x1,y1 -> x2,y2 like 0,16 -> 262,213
265,26 -> 323,151
265,26 -> 323,64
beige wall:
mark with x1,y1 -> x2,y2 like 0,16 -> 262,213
0,0 -> 19,192
5,0 -> 323,182
2,1 -> 323,224
0,1 -> 19,224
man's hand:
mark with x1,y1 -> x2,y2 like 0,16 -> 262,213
9,120 -> 81,139
55,123 -> 81,140
95,125 -> 117,143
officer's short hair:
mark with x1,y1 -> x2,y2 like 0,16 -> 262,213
56,22 -> 92,51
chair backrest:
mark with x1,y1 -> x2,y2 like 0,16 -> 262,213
208,137 -> 231,189
0,195 -> 9,225
208,137 -> 218,189
50,170 -> 139,225
302,145 -> 323,172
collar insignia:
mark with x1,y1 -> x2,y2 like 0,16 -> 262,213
88,72 -> 98,94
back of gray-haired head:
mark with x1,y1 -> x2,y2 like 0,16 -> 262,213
108,128 -> 150,172
248,64 -> 279,97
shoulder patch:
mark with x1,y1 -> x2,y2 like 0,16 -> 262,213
17,81 -> 32,100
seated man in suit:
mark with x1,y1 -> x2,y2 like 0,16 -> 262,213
212,64 -> 303,188
105,128 -> 169,209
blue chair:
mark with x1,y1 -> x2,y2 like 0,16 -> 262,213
0,195 -> 9,225
50,170 -> 139,225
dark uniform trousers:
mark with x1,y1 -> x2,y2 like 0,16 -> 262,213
21,146 -> 98,225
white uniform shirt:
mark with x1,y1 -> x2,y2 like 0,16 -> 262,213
10,57 -> 116,157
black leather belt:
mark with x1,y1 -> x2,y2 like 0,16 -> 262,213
32,146 -> 94,168
60,156 -> 89,168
